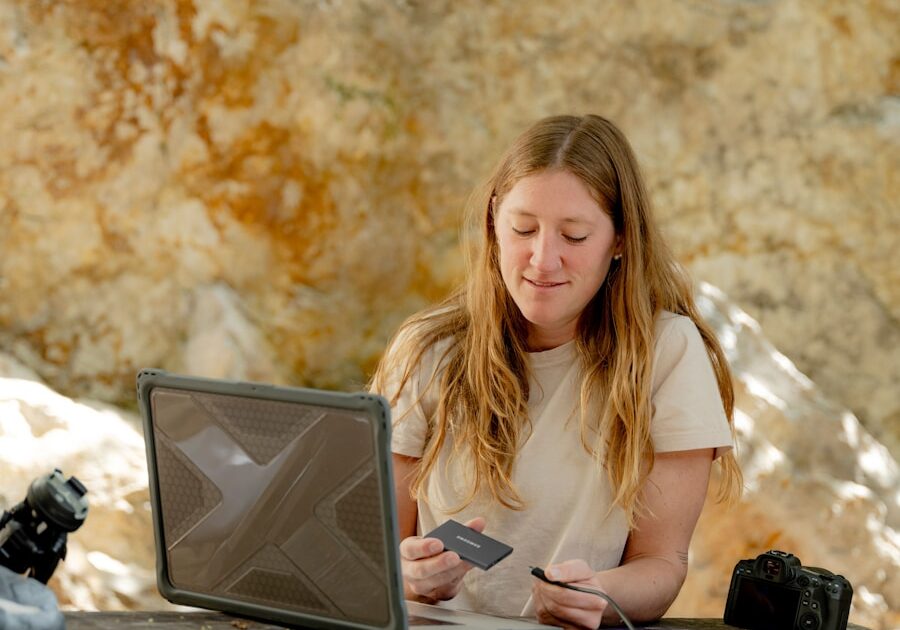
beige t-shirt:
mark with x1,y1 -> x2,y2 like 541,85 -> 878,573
387,311 -> 733,618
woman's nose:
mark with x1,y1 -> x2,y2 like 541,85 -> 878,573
530,234 -> 562,272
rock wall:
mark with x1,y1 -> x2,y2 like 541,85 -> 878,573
0,1 -> 896,459
1,1 -> 898,626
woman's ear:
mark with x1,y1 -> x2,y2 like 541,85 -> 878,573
613,235 -> 624,260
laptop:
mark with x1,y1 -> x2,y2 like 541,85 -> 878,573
136,369 -> 556,630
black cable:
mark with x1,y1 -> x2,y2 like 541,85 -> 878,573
529,566 -> 636,630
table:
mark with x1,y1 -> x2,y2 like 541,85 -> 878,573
63,611 -> 873,629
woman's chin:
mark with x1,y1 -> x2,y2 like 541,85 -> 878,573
522,316 -> 576,340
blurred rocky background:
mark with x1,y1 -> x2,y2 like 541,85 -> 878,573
0,0 -> 897,628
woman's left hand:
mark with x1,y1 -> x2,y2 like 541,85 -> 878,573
531,559 -> 609,630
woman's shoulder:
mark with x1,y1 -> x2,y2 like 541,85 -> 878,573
653,310 -> 703,354
386,305 -> 461,368
394,303 -> 460,341
654,309 -> 692,331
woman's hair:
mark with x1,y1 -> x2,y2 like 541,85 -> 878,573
370,114 -> 742,527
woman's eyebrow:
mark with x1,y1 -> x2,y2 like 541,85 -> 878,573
507,208 -> 594,224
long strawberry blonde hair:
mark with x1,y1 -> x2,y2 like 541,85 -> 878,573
370,114 -> 742,527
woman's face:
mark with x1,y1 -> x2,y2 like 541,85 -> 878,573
494,169 -> 619,351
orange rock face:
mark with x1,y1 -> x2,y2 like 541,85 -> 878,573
0,2 -> 897,627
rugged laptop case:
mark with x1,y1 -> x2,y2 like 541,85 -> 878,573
136,368 -> 407,630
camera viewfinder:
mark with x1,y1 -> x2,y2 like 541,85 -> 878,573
764,559 -> 783,577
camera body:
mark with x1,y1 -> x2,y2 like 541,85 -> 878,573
724,550 -> 852,630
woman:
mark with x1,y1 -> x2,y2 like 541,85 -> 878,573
369,114 -> 742,629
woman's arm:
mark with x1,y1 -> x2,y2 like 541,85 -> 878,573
393,453 -> 487,604
532,448 -> 714,629
394,453 -> 420,542
393,453 -> 431,602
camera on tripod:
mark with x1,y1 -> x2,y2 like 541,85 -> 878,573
724,550 -> 852,630
0,469 -> 89,583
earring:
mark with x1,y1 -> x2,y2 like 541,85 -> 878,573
613,254 -> 622,261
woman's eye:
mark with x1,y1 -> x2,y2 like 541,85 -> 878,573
565,235 -> 588,243
512,227 -> 534,236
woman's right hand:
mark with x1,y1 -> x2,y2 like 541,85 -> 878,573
399,517 -> 486,603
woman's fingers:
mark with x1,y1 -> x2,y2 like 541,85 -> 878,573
399,536 -> 468,599
399,519 -> 487,602
533,585 -> 578,629
543,559 -> 594,582
409,557 -> 469,598
535,594 -> 605,629
532,567 -> 608,630
399,535 -> 444,561
404,549 -> 461,581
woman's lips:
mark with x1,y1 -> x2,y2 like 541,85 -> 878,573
525,278 -> 566,289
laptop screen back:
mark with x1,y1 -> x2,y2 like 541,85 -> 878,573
138,370 -> 405,629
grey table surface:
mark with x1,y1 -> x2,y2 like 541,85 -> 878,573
63,611 -> 873,629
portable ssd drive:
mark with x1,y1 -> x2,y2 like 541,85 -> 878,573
425,520 -> 513,570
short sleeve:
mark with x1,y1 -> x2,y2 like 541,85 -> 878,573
392,416 -> 428,458
376,330 -> 449,459
650,314 -> 734,459
388,369 -> 429,458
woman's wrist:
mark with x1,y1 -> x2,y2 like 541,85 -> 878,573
404,581 -> 439,605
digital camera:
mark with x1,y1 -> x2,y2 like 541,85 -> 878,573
724,550 -> 852,630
